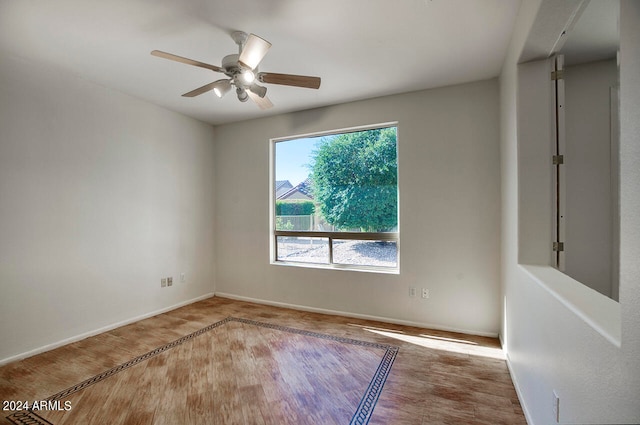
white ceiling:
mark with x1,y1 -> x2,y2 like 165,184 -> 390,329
0,0 -> 520,125
560,0 -> 619,66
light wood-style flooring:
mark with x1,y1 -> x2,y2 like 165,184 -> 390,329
0,297 -> 526,425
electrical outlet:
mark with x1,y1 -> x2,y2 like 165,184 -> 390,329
552,390 -> 560,423
180,272 -> 185,283
409,287 -> 416,297
167,277 -> 173,287
161,278 -> 167,288
422,288 -> 430,299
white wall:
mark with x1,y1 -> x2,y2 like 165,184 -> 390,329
564,59 -> 618,299
213,79 -> 502,336
500,1 -> 640,424
0,54 -> 217,363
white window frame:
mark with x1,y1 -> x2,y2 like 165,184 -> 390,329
270,122 -> 399,273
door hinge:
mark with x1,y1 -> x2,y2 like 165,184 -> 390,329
551,70 -> 564,80
553,242 -> 565,252
553,155 -> 564,165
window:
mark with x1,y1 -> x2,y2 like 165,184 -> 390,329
271,124 -> 399,272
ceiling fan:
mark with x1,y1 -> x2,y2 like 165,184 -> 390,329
151,31 -> 321,110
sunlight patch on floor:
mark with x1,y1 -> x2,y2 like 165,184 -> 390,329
363,328 -> 505,360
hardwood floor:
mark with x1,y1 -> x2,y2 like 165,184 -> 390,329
0,297 -> 527,425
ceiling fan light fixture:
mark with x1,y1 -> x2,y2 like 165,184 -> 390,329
212,79 -> 232,98
236,88 -> 249,102
241,69 -> 255,84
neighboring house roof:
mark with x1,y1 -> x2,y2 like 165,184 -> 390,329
278,178 -> 313,200
275,180 -> 293,198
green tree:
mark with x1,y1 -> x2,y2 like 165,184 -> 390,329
311,127 -> 397,232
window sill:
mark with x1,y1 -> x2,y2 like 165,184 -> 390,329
271,260 -> 400,275
519,264 -> 621,347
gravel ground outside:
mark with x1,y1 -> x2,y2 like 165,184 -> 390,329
276,238 -> 397,267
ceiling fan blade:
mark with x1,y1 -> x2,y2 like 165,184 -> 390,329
238,34 -> 271,70
182,82 -> 218,97
247,90 -> 274,110
151,50 -> 222,73
258,72 -> 321,89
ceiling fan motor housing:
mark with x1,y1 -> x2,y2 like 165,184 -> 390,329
222,54 -> 254,87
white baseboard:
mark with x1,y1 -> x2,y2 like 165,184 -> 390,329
0,293 -> 215,366
504,349 -> 535,425
214,292 -> 498,338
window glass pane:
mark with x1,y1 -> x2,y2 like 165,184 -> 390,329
276,236 -> 329,264
332,240 -> 398,268
275,127 -> 398,234
276,215 -> 313,231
